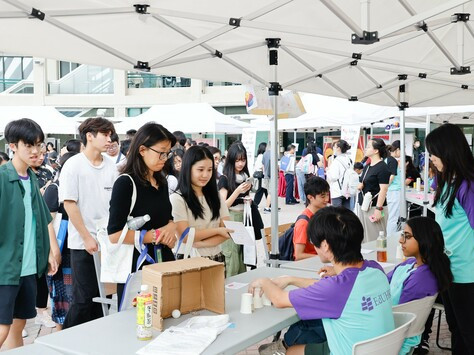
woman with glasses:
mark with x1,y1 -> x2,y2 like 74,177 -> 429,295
107,123 -> 177,306
425,124 -> 474,354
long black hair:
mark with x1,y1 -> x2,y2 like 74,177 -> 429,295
120,123 -> 176,187
425,124 -> 474,218
256,142 -> 267,156
406,217 -> 453,292
370,138 -> 388,159
222,142 -> 249,193
178,146 -> 220,221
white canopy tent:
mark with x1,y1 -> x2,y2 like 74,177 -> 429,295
2,0 -> 473,260
114,103 -> 248,135
0,106 -> 78,134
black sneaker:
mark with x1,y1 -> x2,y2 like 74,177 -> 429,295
414,339 -> 429,355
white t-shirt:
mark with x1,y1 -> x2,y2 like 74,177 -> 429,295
59,152 -> 118,250
166,175 -> 178,195
170,192 -> 229,257
104,152 -> 126,165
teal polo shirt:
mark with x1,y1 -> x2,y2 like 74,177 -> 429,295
0,161 -> 52,285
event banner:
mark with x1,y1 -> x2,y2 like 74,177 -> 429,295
241,128 -> 257,174
245,86 -> 306,119
341,125 -> 360,163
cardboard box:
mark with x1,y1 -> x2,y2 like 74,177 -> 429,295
142,257 -> 225,330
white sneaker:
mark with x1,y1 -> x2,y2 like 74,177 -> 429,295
35,310 -> 56,328
22,329 -> 28,338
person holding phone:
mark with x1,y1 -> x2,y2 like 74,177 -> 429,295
218,142 -> 263,276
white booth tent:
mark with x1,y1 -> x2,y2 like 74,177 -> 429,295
0,106 -> 78,135
114,103 -> 248,134
2,0 -> 473,259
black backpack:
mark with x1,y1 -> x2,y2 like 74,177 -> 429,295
278,214 -> 311,261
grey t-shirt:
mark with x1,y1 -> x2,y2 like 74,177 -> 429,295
262,150 -> 271,178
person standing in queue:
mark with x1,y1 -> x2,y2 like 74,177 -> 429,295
425,124 -> 474,355
107,123 -> 177,307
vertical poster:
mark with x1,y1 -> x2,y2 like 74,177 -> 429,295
241,128 -> 257,174
340,125 -> 360,164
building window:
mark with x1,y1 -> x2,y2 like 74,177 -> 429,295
213,106 -> 247,115
0,56 -> 34,93
127,107 -> 150,117
59,61 -> 80,78
127,72 -> 191,88
206,81 -> 241,87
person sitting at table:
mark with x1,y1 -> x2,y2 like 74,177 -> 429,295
293,177 -> 329,261
405,155 -> 421,187
250,206 -> 395,355
170,146 -> 233,262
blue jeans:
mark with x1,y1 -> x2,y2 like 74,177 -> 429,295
285,173 -> 296,203
284,319 -> 327,346
296,169 -> 306,204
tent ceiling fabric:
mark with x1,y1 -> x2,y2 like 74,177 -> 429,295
1,0 -> 473,107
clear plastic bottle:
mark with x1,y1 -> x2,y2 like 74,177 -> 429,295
127,215 -> 150,230
136,285 -> 153,341
376,231 -> 387,262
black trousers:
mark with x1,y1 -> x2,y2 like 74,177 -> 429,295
442,282 -> 474,354
253,186 -> 268,206
36,274 -> 49,309
63,249 -> 103,329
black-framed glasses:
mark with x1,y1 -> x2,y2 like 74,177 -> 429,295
148,147 -> 172,160
400,231 -> 414,243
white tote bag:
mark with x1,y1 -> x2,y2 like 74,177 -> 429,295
97,174 -> 137,283
243,199 -> 257,266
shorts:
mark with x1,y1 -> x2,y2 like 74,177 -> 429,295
0,275 -> 37,325
304,342 -> 330,355
262,177 -> 270,190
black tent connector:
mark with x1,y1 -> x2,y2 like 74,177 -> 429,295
398,74 -> 408,80
350,60 -> 358,66
214,50 -> 223,58
266,38 -> 281,49
349,96 -> 358,101
134,61 -> 150,72
399,102 -> 409,110
31,8 -> 45,21
418,73 -> 427,79
133,4 -> 149,14
418,22 -> 428,32
452,13 -> 470,23
352,53 -> 362,60
451,66 -> 471,75
316,74 -> 323,78
461,84 -> 469,90
351,31 -> 379,45
399,84 -> 406,93
268,82 -> 282,96
229,18 -> 241,27
377,85 -> 383,89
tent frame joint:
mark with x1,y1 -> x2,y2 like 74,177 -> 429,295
451,66 -> 471,75
268,82 -> 282,96
229,17 -> 241,27
134,61 -> 150,72
266,38 -> 281,48
451,13 -> 470,22
351,30 -> 379,45
349,96 -> 358,101
398,74 -> 408,80
352,52 -> 362,60
461,84 -> 469,89
214,50 -> 223,58
399,102 -> 409,110
133,4 -> 149,14
31,8 -> 45,21
350,60 -> 358,66
418,73 -> 427,79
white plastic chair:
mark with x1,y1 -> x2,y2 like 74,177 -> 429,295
352,312 -> 416,355
393,294 -> 438,338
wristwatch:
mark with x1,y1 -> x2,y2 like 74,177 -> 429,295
375,206 -> 384,211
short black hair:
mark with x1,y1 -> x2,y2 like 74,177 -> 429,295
110,133 -> 119,144
5,118 -> 45,145
308,206 -> 363,264
354,162 -> 364,170
64,139 -> 82,154
287,144 -> 296,151
304,176 -> 329,206
78,117 -> 115,146
0,152 -> 10,163
126,129 -> 137,137
173,131 -> 187,147
120,139 -> 131,156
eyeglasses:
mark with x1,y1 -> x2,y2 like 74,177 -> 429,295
148,147 -> 172,160
400,232 -> 414,243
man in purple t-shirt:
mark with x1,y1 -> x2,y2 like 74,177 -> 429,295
249,206 -> 394,355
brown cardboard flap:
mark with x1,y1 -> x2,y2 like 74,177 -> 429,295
161,274 -> 181,318
143,257 -> 222,275
201,265 -> 225,314
180,270 -> 202,313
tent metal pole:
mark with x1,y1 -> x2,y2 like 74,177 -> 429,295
320,0 -> 364,37
361,0 -> 371,31
389,129 -> 393,142
399,109 -> 407,221
370,123 -> 373,139
213,131 -> 216,146
423,115 -> 430,216
293,129 -> 297,145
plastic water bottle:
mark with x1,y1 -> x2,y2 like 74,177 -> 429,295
136,285 -> 153,341
376,231 -> 387,262
127,215 -> 150,230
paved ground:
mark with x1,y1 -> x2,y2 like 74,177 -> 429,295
2,198 -> 451,354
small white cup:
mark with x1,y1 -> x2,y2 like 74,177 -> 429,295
253,287 -> 263,309
240,293 -> 253,314
262,292 -> 272,306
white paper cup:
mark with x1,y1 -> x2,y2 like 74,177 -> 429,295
240,293 -> 253,314
253,287 -> 263,309
262,293 -> 272,306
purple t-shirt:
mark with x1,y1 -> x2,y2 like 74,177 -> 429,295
387,258 -> 438,305
289,260 -> 394,355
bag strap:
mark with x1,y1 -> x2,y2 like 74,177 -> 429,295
117,174 -> 137,248
182,228 -> 195,259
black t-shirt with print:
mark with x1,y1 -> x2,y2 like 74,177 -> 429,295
359,161 -> 391,206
